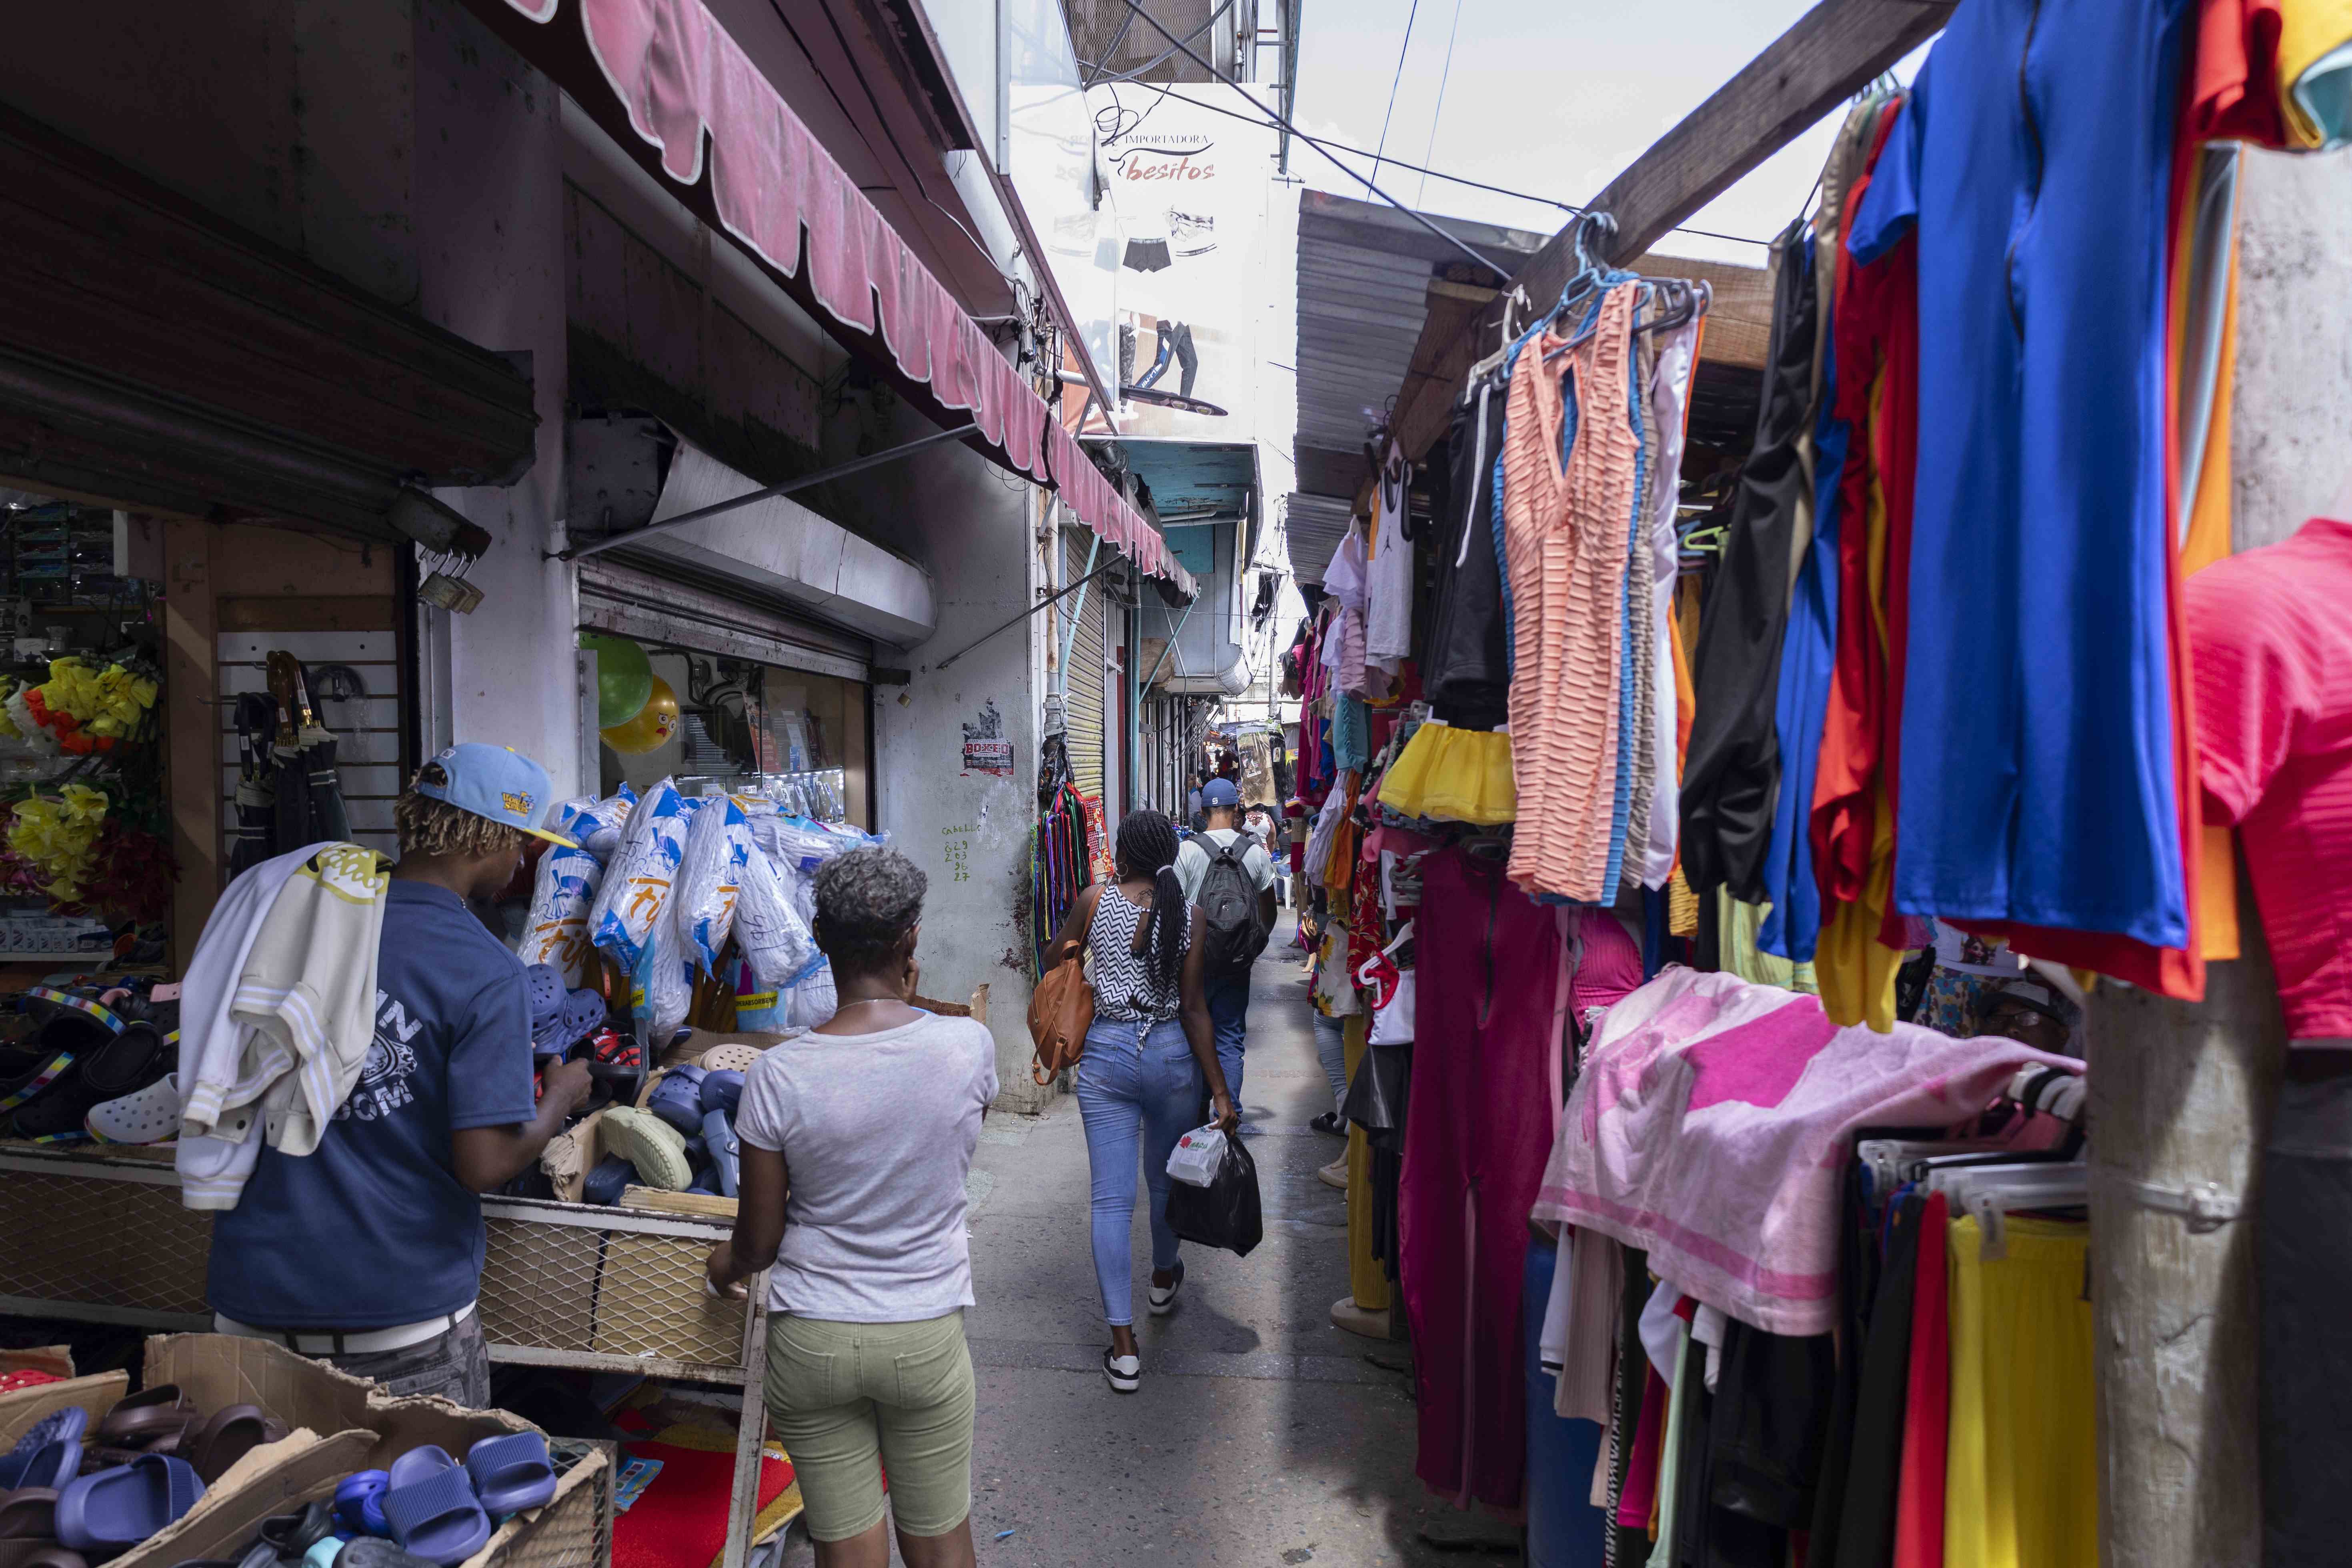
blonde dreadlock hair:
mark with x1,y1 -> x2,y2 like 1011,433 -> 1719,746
394,761 -> 528,858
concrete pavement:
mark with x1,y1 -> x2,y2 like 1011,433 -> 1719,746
781,919 -> 1490,1566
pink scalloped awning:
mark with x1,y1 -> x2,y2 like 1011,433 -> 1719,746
503,0 -> 1189,590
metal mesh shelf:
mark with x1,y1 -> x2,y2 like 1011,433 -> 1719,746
0,1147 -> 767,1568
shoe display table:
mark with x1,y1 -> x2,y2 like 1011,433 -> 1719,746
0,1144 -> 771,1568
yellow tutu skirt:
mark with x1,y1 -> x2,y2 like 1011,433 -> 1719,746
1375,724 -> 1516,825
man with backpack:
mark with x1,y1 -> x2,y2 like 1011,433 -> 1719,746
1176,778 -> 1278,1103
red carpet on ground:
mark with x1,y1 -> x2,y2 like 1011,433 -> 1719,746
613,1435 -> 799,1568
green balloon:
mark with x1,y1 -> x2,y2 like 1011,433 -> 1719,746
579,633 -> 654,729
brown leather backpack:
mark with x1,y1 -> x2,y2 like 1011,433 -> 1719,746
1028,953 -> 1095,1085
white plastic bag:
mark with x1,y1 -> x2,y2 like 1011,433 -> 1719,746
554,783 -> 636,861
588,779 -> 689,971
631,918 -> 695,1042
783,961 -> 837,1030
1166,1124 -> 1229,1188
676,797 -> 755,971
733,838 -> 819,993
519,842 -> 605,986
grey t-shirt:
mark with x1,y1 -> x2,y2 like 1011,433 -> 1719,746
734,1011 -> 999,1321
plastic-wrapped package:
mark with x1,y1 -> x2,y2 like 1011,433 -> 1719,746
588,779 -> 689,971
733,837 -> 819,993
675,797 -> 754,971
783,961 -> 837,1030
574,790 -> 640,865
733,954 -> 785,1033
631,919 -> 695,1041
520,842 -> 605,986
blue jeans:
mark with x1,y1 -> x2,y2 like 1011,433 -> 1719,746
1076,1017 -> 1203,1327
1312,1010 -> 1350,1118
1204,971 -> 1251,1105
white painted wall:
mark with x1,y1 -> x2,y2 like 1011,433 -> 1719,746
867,407 -> 1055,1111
412,0 -> 584,801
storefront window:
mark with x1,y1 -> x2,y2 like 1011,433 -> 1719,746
597,645 -> 871,827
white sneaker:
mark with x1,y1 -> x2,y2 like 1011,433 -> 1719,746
1147,1260 -> 1186,1316
1317,1155 -> 1349,1190
1103,1348 -> 1141,1394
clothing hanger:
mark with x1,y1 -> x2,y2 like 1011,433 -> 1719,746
1466,285 -> 1535,385
1928,1161 -> 2090,1260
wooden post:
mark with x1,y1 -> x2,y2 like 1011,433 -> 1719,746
2088,143 -> 2352,1568
163,520 -> 217,972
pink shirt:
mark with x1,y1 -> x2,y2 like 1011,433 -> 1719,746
2186,517 -> 2352,1043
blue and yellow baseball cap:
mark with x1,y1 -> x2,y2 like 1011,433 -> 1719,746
412,743 -> 576,847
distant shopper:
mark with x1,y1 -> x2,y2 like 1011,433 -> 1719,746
203,744 -> 592,1405
1244,803 -> 1287,907
1042,809 -> 1237,1394
709,847 -> 995,1568
1176,778 -> 1277,1102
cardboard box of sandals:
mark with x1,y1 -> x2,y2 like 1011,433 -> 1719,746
0,1335 -> 604,1568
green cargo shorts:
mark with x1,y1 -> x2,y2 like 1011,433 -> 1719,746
761,1309 -> 975,1542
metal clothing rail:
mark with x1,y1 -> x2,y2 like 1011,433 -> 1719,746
0,1147 -> 773,1568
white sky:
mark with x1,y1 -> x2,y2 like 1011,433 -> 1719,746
1284,0 -> 1928,268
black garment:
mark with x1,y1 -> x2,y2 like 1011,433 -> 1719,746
1606,1249 -> 1655,1568
1679,220 -> 1821,901
1806,1160 -> 1875,1561
1370,1146 -> 1403,1280
1423,374 -> 1513,729
1361,1045 -> 1410,1277
1834,1192 -> 1924,1562
2262,1073 -> 2352,1568
1123,238 -> 1172,272
1709,1321 -> 1834,1533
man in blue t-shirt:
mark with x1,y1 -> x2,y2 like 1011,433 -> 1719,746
206,745 -> 592,1404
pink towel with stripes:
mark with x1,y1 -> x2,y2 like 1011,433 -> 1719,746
1533,967 -> 2073,1336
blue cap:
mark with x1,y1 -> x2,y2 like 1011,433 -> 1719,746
412,743 -> 574,847
1201,777 -> 1241,809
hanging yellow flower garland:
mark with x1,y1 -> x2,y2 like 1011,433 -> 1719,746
8,785 -> 110,903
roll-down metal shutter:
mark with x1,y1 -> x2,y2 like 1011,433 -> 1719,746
577,557 -> 873,681
1063,529 -> 1107,803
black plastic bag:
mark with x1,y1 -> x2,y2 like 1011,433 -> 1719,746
1164,1134 -> 1263,1257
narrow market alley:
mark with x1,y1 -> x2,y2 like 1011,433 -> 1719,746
783,917 -> 1456,1568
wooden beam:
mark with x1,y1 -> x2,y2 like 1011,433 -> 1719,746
1390,0 -> 1954,459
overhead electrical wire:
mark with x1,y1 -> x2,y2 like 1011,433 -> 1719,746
1370,0 -> 1423,188
1115,72 -> 1775,252
1104,0 -> 1516,281
1416,0 -> 1465,209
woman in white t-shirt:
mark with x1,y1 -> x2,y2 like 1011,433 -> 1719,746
708,847 -> 995,1568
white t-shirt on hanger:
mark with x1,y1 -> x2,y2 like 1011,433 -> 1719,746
1365,452 -> 1413,667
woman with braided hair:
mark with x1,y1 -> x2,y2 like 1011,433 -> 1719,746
1043,808 -> 1238,1393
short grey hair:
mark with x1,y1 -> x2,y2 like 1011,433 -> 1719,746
811,847 -> 929,974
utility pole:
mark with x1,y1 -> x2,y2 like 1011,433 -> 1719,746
2088,142 -> 2352,1568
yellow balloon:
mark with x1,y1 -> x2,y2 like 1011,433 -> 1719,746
601,675 -> 680,755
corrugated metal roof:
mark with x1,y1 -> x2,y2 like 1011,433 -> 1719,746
1295,242 -> 1439,457
1291,192 -> 1546,584
1285,493 -> 1354,585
